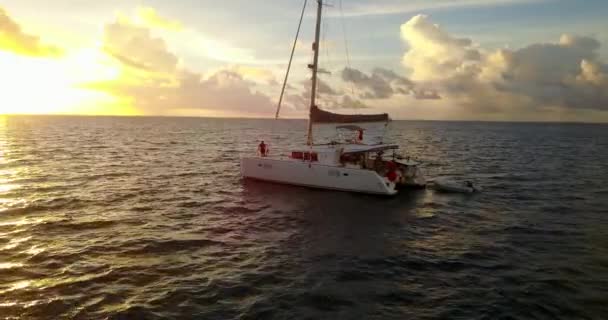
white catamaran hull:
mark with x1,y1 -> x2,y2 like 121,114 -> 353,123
241,157 -> 397,195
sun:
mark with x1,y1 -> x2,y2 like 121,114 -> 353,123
0,50 -> 137,115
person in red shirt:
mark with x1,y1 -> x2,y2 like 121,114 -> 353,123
258,141 -> 268,157
386,161 -> 398,182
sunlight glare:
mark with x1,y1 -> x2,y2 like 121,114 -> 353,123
0,50 -> 135,115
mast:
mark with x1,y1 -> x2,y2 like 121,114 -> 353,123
307,0 -> 323,146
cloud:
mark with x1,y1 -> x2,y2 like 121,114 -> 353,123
400,14 -> 608,113
372,68 -> 414,88
177,70 -> 274,114
337,95 -> 370,109
114,8 -> 257,66
401,14 -> 481,82
342,67 -> 394,99
220,65 -> 278,85
341,66 -> 440,100
317,78 -> 340,95
87,69 -> 275,116
135,6 -> 183,31
299,78 -> 341,97
413,89 -> 441,100
281,78 -> 370,112
317,68 -> 332,75
0,6 -> 62,57
103,15 -> 179,73
85,10 -> 277,116
283,92 -> 308,111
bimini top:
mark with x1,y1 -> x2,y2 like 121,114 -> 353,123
310,105 -> 389,123
341,144 -> 399,154
304,143 -> 399,154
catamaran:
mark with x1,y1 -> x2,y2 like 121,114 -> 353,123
240,0 -> 426,195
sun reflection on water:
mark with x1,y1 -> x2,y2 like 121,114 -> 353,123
2,236 -> 32,250
0,262 -> 24,269
0,228 -> 25,237
22,245 -> 45,256
3,280 -> 32,293
0,116 -> 21,213
0,300 -> 44,308
0,183 -> 18,193
0,218 -> 43,227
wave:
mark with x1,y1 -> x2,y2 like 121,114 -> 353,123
121,238 -> 226,255
0,197 -> 93,217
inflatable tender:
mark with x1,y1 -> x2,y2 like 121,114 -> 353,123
432,178 -> 481,193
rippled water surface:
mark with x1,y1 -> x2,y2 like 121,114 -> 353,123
0,116 -> 607,319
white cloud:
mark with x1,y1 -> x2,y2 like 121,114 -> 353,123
400,14 -> 608,115
103,15 -> 178,73
401,14 -> 481,82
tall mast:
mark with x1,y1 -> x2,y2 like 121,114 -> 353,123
307,0 -> 323,146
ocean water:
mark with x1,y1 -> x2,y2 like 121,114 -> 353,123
0,115 -> 607,319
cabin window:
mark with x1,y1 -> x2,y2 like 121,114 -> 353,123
291,151 -> 318,161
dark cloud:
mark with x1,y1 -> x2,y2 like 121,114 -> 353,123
317,78 -> 340,95
341,67 -> 394,99
372,67 -> 413,87
283,78 -> 368,111
341,66 -> 439,101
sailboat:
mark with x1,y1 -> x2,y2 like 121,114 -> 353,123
240,0 -> 426,195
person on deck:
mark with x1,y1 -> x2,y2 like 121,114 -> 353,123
386,161 -> 399,183
258,141 -> 268,157
356,129 -> 364,144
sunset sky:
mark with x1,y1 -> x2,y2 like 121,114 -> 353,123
0,0 -> 607,121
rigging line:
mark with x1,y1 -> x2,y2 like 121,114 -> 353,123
320,2 -> 337,107
320,12 -> 329,103
275,0 -> 308,120
339,0 -> 355,96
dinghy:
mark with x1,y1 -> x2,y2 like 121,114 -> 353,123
432,178 -> 481,193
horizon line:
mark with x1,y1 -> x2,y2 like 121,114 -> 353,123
1,114 -> 607,125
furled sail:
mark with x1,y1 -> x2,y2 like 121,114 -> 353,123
310,106 -> 390,145
310,105 -> 389,124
